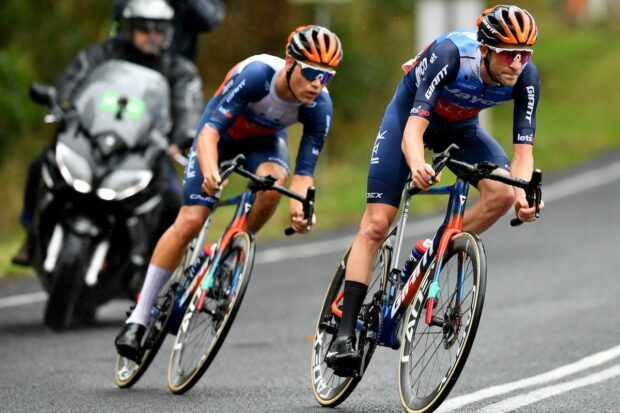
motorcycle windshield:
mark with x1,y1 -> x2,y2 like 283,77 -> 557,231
72,60 -> 171,148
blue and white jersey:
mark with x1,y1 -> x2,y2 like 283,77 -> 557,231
401,30 -> 540,144
197,54 -> 333,176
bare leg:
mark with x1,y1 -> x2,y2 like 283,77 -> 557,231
462,170 -> 515,234
335,203 -> 397,344
151,205 -> 211,270
345,203 -> 398,284
246,162 -> 288,233
124,205 -> 210,326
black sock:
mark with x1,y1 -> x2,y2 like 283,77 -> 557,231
338,280 -> 368,339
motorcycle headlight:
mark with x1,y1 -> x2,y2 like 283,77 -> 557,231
56,142 -> 93,193
97,169 -> 153,200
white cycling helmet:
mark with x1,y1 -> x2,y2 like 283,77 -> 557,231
122,0 -> 175,52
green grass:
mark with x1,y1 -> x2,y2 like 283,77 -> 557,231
2,8 -> 620,276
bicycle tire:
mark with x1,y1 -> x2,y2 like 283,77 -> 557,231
44,234 -> 91,330
398,231 -> 487,413
310,240 -> 390,407
167,231 -> 255,394
114,283 -> 176,388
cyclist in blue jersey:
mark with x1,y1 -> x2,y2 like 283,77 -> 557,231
115,25 -> 343,361
327,5 -> 545,375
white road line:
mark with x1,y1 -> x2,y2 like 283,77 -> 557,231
255,218 -> 440,264
257,157 -> 620,265
436,344 -> 620,412
0,292 -> 47,309
543,159 -> 620,202
476,364 -> 620,413
3,158 -> 620,309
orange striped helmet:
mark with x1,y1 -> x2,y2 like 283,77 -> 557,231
286,25 -> 343,68
477,5 -> 538,47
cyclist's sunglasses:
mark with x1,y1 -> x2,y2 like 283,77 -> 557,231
132,19 -> 170,34
295,60 -> 336,84
487,45 -> 533,66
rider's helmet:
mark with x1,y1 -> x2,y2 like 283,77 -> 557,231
121,0 -> 175,53
476,5 -> 537,47
286,25 -> 343,68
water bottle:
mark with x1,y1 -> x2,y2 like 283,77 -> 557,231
400,239 -> 431,281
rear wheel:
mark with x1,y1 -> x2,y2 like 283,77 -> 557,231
43,234 -> 91,330
167,231 -> 254,394
398,232 -> 486,412
310,238 -> 390,407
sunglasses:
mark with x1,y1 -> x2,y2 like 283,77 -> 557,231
295,60 -> 336,84
132,19 -> 170,34
487,45 -> 533,66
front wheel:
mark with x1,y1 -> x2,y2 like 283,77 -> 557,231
43,234 -> 91,330
310,239 -> 390,407
167,231 -> 255,394
398,231 -> 487,413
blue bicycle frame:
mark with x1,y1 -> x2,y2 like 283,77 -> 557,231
165,188 -> 257,334
365,178 -> 472,349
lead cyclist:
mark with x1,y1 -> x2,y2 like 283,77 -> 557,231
328,4 -> 545,375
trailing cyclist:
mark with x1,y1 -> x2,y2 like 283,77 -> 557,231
115,25 -> 343,361
328,4 -> 545,375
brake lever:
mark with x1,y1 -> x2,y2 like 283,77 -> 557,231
510,169 -> 542,227
284,186 -> 315,236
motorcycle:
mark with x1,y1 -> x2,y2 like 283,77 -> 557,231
28,60 -> 177,330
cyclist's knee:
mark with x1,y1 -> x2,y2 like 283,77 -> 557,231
482,184 -> 514,216
359,212 -> 390,246
256,189 -> 282,211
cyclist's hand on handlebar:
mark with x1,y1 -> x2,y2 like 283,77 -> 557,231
289,207 -> 316,234
201,169 -> 228,196
412,163 -> 441,191
514,196 -> 544,223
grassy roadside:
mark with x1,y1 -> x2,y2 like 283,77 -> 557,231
2,15 -> 619,277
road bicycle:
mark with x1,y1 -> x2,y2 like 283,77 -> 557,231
310,144 -> 542,412
114,154 -> 314,392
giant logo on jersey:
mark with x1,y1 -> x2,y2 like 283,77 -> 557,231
525,86 -> 535,125
424,65 -> 449,99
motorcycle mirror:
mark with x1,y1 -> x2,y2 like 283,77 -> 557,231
29,82 -> 57,107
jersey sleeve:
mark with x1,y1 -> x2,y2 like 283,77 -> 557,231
204,61 -> 272,134
511,62 -> 540,145
405,40 -> 460,120
295,92 -> 333,176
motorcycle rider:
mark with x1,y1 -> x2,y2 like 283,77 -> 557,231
12,0 -> 204,272
111,0 -> 226,61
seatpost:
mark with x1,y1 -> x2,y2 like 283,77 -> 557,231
391,185 -> 414,272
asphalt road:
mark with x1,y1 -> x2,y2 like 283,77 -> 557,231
1,155 -> 619,412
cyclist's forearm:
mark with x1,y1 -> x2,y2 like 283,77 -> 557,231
289,175 -> 313,209
196,125 -> 220,176
401,116 -> 429,168
510,144 -> 534,199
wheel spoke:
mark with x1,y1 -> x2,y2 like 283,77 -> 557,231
168,233 -> 254,393
399,233 -> 486,411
